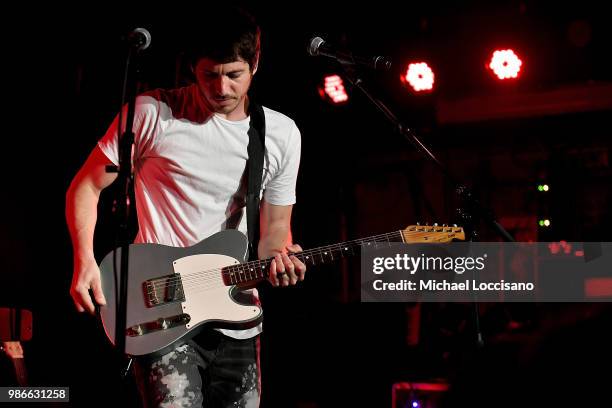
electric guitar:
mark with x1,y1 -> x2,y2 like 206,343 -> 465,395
1,341 -> 27,386
99,224 -> 465,356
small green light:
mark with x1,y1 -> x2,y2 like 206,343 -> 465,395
539,220 -> 545,227
537,185 -> 544,192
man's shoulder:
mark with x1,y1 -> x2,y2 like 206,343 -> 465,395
139,85 -> 209,122
140,85 -> 193,108
262,105 -> 298,131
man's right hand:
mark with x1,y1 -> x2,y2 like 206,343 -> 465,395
70,257 -> 106,314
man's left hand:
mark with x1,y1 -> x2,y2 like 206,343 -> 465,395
269,244 -> 307,287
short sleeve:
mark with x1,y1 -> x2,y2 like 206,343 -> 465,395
263,123 -> 301,205
97,96 -> 160,165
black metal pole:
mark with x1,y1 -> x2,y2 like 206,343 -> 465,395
105,33 -> 147,366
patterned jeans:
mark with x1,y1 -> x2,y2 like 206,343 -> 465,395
133,330 -> 260,408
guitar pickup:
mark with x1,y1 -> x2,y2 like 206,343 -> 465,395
126,313 -> 191,337
144,274 -> 186,307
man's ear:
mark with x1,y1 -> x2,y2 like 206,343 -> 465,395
190,56 -> 200,77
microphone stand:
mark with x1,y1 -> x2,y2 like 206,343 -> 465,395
339,63 -> 515,347
105,37 -> 147,378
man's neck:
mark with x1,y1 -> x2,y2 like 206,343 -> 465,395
226,97 -> 249,121
215,95 -> 250,122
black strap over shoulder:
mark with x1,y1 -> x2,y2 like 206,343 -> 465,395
246,101 -> 266,261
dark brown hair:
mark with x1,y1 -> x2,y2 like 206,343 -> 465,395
185,6 -> 261,70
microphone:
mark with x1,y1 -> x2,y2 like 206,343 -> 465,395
127,28 -> 151,51
307,36 -> 391,71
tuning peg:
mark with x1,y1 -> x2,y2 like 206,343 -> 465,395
453,224 -> 458,227
442,223 -> 447,227
416,222 -> 420,226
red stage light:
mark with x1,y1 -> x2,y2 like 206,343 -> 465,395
321,75 -> 348,104
488,49 -> 522,80
403,62 -> 434,92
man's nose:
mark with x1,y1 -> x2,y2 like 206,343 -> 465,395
215,76 -> 231,95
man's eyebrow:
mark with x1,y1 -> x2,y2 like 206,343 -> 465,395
202,69 -> 245,74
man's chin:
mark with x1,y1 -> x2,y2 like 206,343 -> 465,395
214,101 -> 239,114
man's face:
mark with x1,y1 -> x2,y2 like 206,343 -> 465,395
194,57 -> 256,116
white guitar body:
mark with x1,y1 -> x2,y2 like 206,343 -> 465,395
175,254 -> 261,331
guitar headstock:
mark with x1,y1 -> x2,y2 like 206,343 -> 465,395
1,341 -> 24,359
401,224 -> 465,243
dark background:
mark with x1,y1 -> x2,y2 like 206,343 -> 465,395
1,1 -> 611,406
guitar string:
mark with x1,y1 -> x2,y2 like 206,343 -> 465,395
144,230 -> 461,294
142,235 -> 459,300
145,230 -> 460,295
145,232 -> 405,300
147,231 -> 406,292
148,231 -> 402,286
179,235 -> 460,295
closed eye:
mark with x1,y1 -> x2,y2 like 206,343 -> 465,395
227,71 -> 244,79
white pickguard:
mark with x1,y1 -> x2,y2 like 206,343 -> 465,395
173,254 -> 261,329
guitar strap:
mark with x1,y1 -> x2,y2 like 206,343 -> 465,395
246,100 -> 266,261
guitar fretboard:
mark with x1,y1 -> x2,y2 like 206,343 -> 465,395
222,231 -> 405,286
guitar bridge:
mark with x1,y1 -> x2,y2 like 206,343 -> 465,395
126,314 -> 191,337
144,274 -> 186,307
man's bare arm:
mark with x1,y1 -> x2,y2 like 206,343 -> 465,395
66,146 -> 117,313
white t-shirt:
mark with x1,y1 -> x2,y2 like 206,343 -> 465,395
97,85 -> 301,339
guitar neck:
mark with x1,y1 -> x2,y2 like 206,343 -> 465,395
222,230 -> 405,286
